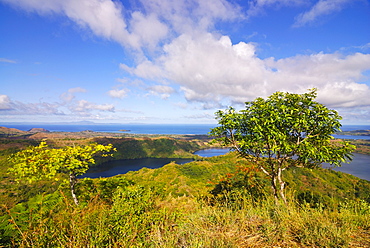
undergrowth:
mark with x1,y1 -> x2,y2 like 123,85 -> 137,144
1,182 -> 369,248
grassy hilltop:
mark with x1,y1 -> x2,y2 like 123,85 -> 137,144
0,127 -> 370,247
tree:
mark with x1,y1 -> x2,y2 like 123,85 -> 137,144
9,141 -> 115,205
210,89 -> 355,204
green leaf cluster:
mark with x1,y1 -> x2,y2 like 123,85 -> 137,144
8,141 -> 115,183
210,89 -> 356,203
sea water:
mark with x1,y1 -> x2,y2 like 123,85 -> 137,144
0,123 -> 216,135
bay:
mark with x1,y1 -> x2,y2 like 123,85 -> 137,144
194,148 -> 230,157
194,149 -> 370,182
324,153 -> 370,181
79,148 -> 369,181
80,158 -> 193,179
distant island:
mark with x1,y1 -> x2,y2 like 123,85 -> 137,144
28,128 -> 50,133
119,129 -> 131,132
336,130 -> 370,136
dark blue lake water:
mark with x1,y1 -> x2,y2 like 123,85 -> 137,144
81,148 -> 370,181
193,148 -> 230,157
80,158 -> 193,178
323,153 -> 370,181
193,149 -> 370,181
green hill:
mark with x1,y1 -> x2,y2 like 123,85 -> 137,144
1,138 -> 370,247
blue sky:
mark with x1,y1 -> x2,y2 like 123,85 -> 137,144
0,0 -> 369,124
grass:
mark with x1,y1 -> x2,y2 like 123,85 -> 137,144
2,188 -> 369,247
1,136 -> 370,247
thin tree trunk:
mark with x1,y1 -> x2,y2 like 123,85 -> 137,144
277,167 -> 287,204
271,176 -> 279,204
69,173 -> 79,205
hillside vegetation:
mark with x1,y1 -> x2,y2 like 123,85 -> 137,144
0,130 -> 370,247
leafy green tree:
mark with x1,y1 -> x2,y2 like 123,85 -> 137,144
8,141 -> 115,205
210,89 -> 355,204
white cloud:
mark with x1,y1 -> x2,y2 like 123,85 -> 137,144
139,0 -> 242,33
2,0 -> 369,124
0,89 -> 116,118
293,0 -> 355,27
147,85 -> 175,99
154,33 -> 268,101
60,87 -> 87,102
0,58 -> 17,63
0,95 -> 12,110
2,0 -> 140,49
121,60 -> 164,80
1,0 -> 242,51
108,88 -> 128,99
129,12 -> 169,49
317,82 -> 370,107
0,94 -> 64,115
126,32 -> 370,109
183,112 -> 214,120
72,100 -> 115,113
246,0 -> 305,19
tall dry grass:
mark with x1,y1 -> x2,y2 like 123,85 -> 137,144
4,187 -> 369,248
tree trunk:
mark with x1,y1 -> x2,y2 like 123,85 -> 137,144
277,167 -> 287,204
271,176 -> 279,204
69,173 -> 79,205
271,172 -> 287,205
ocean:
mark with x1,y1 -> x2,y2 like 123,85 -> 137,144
1,123 -> 369,136
0,123 -> 216,135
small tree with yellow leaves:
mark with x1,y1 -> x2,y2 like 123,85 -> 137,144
9,141 -> 115,205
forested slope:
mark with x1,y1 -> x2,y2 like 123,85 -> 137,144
1,136 -> 370,247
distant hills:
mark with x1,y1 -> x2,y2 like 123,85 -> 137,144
0,126 -> 29,137
336,130 -> 370,136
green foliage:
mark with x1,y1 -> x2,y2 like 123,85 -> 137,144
76,176 -> 133,204
209,164 -> 270,205
8,141 -> 116,205
96,137 -> 203,161
1,135 -> 369,247
1,151 -> 370,247
210,89 -> 356,203
0,191 -> 64,246
8,141 -> 115,183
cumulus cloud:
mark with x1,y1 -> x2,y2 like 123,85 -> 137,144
267,52 -> 370,106
147,85 -> 175,99
139,0 -> 242,33
60,87 -> 87,102
0,94 -> 63,115
1,0 -> 241,51
108,88 -> 128,99
293,0 -> 355,27
0,95 -> 12,110
120,60 -> 164,79
133,34 -> 268,102
72,100 -> 115,113
129,12 -> 169,49
3,0 -> 369,123
59,88 -> 116,114
126,32 -> 370,109
1,89 -> 116,118
2,0 -> 150,49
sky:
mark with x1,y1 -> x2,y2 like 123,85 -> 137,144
0,0 -> 369,125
